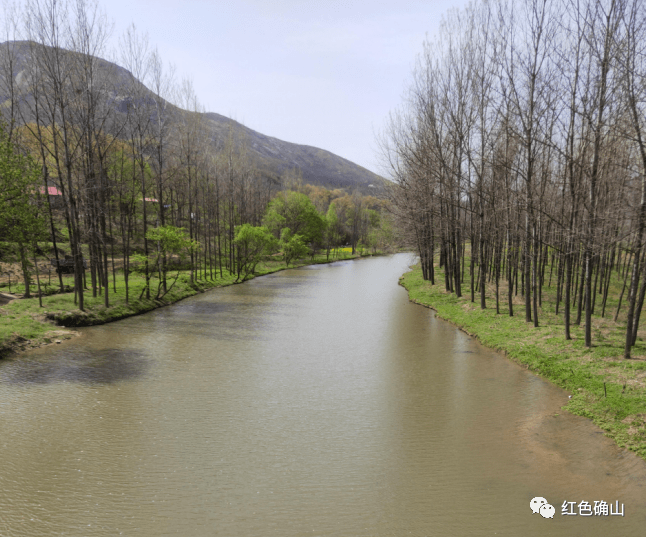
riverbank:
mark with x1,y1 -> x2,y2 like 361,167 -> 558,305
400,263 -> 646,461
0,252 -> 364,357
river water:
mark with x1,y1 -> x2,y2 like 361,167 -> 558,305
1,254 -> 645,536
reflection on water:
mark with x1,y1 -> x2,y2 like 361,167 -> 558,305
1,254 -> 645,537
1,348 -> 150,384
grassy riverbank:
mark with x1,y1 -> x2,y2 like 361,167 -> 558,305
0,251 -> 362,357
400,263 -> 646,460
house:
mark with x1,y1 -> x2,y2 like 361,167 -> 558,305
38,185 -> 64,209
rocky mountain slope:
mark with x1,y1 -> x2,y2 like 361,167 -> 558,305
0,40 -> 387,194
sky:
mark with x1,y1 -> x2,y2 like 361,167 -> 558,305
100,0 -> 469,178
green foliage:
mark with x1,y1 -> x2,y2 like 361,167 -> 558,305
400,262 -> 646,461
323,202 -> 340,258
146,225 -> 198,258
149,226 -> 199,281
105,148 -> 152,200
234,224 -> 278,281
264,191 -> 326,244
280,228 -> 310,266
0,122 -> 46,243
0,120 -> 47,296
367,211 -> 394,253
133,226 -> 200,299
325,202 -> 339,229
129,253 -> 149,272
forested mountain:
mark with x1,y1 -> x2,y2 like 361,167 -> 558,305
0,15 -> 394,315
0,40 -> 386,194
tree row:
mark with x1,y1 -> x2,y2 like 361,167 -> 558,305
380,0 -> 646,358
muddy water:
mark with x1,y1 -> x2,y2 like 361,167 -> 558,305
1,254 -> 645,536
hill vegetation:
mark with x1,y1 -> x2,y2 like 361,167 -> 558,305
0,40 -> 387,194
0,0 -> 395,333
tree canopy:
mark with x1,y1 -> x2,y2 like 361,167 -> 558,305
0,123 -> 44,243
264,191 -> 326,245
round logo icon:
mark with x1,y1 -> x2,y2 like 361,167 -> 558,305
530,497 -> 548,514
540,504 -> 555,519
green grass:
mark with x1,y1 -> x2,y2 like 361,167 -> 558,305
0,251 -> 363,357
399,261 -> 646,461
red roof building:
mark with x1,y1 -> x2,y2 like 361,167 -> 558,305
39,186 -> 63,196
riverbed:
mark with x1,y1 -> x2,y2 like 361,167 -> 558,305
1,254 -> 645,536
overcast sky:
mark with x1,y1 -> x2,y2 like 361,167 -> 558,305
101,0 -> 469,178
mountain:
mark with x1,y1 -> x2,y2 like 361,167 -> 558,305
0,40 -> 388,195
202,112 -> 386,193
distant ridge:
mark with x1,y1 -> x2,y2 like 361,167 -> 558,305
0,40 -> 388,195
203,112 -> 386,192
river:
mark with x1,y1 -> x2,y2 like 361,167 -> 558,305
1,254 -> 645,536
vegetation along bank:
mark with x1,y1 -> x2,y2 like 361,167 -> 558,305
400,261 -> 646,461
0,26 -> 395,358
0,249 -> 383,358
382,0 -> 646,461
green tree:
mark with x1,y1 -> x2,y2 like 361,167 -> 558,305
233,224 -> 278,281
365,209 -> 391,253
324,202 -> 339,260
280,228 -> 309,267
132,225 -> 199,300
0,122 -> 46,298
264,191 -> 325,245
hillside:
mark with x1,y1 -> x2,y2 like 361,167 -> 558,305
203,112 -> 386,192
0,40 -> 387,194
